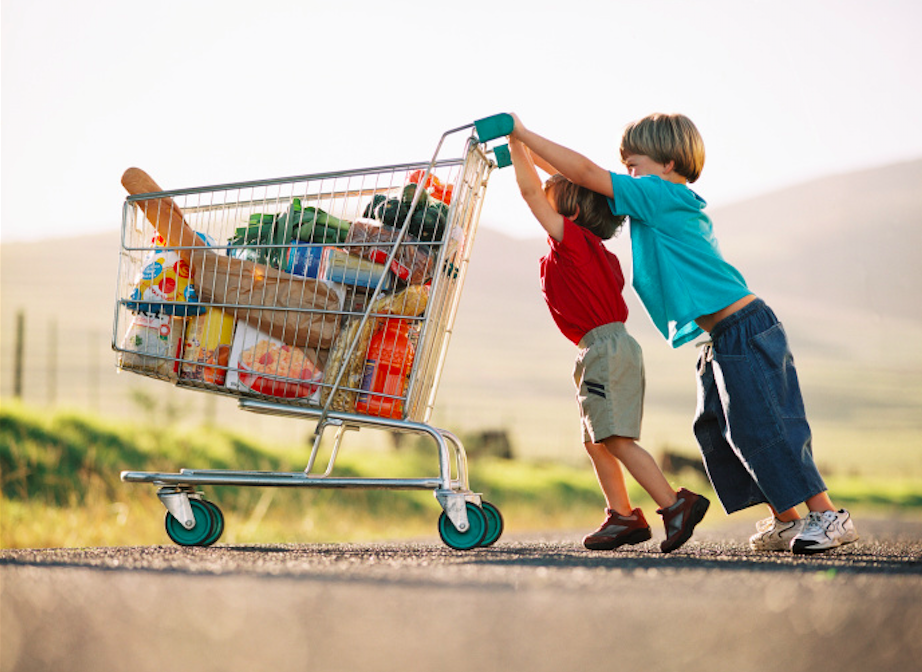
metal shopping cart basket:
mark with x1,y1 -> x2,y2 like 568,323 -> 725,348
114,115 -> 515,550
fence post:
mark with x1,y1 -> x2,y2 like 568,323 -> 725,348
14,310 -> 25,398
48,318 -> 58,406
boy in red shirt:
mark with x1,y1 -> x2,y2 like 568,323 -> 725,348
508,137 -> 709,552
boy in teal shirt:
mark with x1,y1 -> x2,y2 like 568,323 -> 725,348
508,112 -> 858,554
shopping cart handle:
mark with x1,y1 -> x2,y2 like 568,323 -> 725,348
474,113 -> 514,143
493,144 -> 512,169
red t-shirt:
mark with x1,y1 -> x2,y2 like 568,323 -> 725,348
540,217 -> 628,345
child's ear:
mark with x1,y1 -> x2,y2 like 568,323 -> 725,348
571,204 -> 581,222
663,160 -> 676,174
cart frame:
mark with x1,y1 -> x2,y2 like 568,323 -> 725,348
115,118 -> 513,549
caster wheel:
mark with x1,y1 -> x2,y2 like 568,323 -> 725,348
438,502 -> 487,550
479,501 -> 504,547
198,499 -> 225,546
165,498 -> 222,547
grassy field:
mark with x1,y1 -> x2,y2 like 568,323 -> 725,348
2,401 -> 920,550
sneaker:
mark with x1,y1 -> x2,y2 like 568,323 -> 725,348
749,517 -> 806,552
583,508 -> 652,550
658,488 -> 710,553
791,509 -> 859,555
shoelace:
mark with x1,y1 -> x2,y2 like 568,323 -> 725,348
755,517 -> 776,533
802,511 -> 829,534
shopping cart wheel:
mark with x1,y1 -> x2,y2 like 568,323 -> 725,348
164,498 -> 223,547
198,500 -> 225,546
438,502 -> 488,550
479,501 -> 504,547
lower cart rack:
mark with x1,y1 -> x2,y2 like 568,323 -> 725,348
121,405 -> 503,549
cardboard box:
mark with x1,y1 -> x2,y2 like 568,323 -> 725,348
225,323 -> 323,400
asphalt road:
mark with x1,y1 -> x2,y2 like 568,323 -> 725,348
2,517 -> 921,672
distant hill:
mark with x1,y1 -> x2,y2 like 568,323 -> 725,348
2,159 -> 920,471
707,158 -> 922,323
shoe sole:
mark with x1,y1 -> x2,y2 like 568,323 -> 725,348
660,496 -> 710,553
792,534 -> 859,555
584,527 -> 653,551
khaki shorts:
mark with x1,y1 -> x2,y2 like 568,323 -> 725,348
573,323 -> 645,444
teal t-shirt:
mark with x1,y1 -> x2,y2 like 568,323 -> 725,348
608,173 -> 750,348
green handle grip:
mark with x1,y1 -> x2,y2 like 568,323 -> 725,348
493,144 -> 512,169
474,113 -> 514,142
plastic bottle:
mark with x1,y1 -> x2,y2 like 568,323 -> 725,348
355,319 -> 416,419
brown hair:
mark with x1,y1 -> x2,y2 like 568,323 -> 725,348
544,174 -> 625,240
620,113 -> 705,183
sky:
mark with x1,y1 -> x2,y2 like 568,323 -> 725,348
3,0 -> 921,243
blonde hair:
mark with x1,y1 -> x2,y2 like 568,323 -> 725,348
620,113 -> 705,183
544,174 -> 625,240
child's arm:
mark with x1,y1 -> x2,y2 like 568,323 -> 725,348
509,137 -> 565,241
529,148 -> 559,176
510,113 -> 613,198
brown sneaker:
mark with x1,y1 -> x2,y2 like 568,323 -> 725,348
583,508 -> 652,550
657,488 -> 710,553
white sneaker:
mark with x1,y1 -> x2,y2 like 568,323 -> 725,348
791,509 -> 859,555
749,516 -> 805,552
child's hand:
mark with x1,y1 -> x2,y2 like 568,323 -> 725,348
509,113 -> 525,139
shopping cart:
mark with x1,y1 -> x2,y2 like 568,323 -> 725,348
114,115 -> 515,550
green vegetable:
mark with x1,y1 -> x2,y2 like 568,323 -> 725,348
362,194 -> 388,218
227,198 -> 352,267
419,202 -> 449,242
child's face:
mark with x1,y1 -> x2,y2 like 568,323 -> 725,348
623,154 -> 670,179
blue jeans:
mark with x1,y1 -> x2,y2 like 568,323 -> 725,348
693,299 -> 827,514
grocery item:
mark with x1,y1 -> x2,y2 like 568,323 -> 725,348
408,169 -> 453,205
122,167 -> 342,350
321,247 -> 394,290
285,242 -> 324,278
180,308 -> 235,385
228,199 -> 351,269
345,218 -> 433,284
126,236 -> 205,316
364,183 -> 450,243
320,284 -> 429,413
118,312 -> 183,380
226,323 -> 323,399
355,318 -> 416,419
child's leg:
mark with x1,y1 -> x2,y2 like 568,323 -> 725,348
773,491 -> 837,521
584,440 -> 633,515
600,436 -> 678,510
